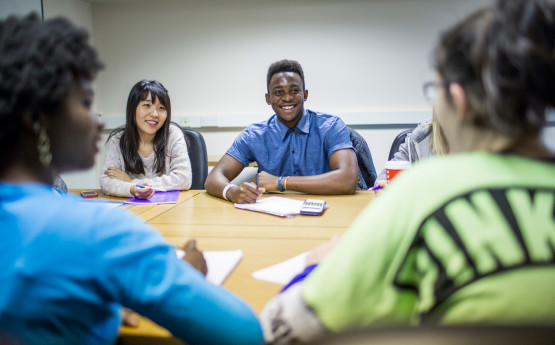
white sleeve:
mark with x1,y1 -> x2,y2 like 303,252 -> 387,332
99,134 -> 134,197
134,125 -> 192,191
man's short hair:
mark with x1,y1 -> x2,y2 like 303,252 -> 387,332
266,59 -> 305,92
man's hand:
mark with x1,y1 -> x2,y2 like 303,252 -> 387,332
120,308 -> 139,328
129,184 -> 154,200
104,167 -> 132,182
182,240 -> 208,276
228,182 -> 265,204
257,171 -> 279,192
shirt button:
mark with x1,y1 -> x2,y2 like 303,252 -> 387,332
292,150 -> 295,154
294,171 -> 297,175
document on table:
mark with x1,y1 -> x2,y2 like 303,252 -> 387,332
252,252 -> 309,285
79,200 -> 125,208
176,249 -> 243,285
125,190 -> 180,204
234,196 -> 305,217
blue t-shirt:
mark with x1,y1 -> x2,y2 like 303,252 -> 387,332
227,109 -> 354,177
0,183 -> 263,345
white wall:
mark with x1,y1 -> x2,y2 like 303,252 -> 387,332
91,0 -> 490,122
0,0 -> 42,20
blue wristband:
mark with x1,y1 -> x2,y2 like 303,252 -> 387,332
278,176 -> 284,192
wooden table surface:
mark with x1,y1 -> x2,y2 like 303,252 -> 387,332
74,189 -> 375,339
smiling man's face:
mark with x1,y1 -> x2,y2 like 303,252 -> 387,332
265,71 -> 308,129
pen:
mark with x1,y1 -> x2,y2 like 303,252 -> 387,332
256,169 -> 259,190
368,185 -> 382,191
135,184 -> 167,192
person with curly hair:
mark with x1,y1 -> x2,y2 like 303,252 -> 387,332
260,0 -> 555,343
0,13 -> 263,345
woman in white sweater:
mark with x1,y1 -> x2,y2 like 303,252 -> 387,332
100,80 -> 191,198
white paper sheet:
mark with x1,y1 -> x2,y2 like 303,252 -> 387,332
251,252 -> 309,285
176,249 -> 243,285
234,196 -> 304,217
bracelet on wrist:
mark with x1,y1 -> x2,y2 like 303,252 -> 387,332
283,176 -> 289,191
222,184 -> 234,201
278,176 -> 284,192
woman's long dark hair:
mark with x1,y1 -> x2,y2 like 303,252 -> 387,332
108,80 -> 171,175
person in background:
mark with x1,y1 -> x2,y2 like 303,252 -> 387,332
259,0 -> 555,343
53,175 -> 68,194
100,80 -> 191,199
205,59 -> 359,203
0,14 -> 263,345
374,112 -> 449,188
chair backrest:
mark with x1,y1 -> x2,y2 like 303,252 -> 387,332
181,128 -> 208,190
347,127 -> 377,190
388,129 -> 413,160
310,325 -> 555,345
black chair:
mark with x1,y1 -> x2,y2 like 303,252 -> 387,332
309,325 -> 555,345
348,127 -> 377,190
388,129 -> 413,160
181,128 -> 208,190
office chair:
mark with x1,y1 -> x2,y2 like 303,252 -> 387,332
388,129 -> 413,160
181,127 -> 208,190
347,127 -> 377,190
310,325 -> 555,345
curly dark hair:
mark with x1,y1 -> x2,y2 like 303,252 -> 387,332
434,0 -> 555,138
0,13 -> 103,166
108,80 -> 172,175
266,59 -> 305,92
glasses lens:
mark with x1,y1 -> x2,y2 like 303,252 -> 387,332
423,82 -> 437,103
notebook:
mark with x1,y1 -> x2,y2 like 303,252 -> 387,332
234,196 -> 305,217
79,200 -> 125,208
252,252 -> 309,285
125,190 -> 180,204
176,249 -> 243,285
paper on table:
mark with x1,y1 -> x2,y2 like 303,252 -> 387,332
176,249 -> 243,286
79,200 -> 125,208
252,252 -> 309,285
125,190 -> 180,204
234,196 -> 304,217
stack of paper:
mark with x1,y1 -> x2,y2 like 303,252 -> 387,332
176,249 -> 243,285
234,196 -> 304,217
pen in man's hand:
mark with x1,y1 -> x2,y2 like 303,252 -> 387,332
368,185 -> 382,191
135,184 -> 167,192
256,169 -> 259,190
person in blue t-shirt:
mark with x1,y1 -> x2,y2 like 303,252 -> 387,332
0,13 -> 263,345
205,59 -> 359,203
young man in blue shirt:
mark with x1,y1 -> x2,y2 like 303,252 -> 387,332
205,59 -> 358,203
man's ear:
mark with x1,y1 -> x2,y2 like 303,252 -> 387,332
449,83 -> 467,121
265,93 -> 271,105
303,89 -> 308,102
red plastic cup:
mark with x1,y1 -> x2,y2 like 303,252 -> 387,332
385,160 -> 411,184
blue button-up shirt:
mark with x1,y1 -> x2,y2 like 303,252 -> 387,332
227,109 -> 353,177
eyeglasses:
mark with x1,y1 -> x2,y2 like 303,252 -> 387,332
422,81 -> 449,103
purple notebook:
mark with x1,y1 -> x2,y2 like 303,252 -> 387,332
124,190 -> 180,204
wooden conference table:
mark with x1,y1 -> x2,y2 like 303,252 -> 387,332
81,189 -> 375,340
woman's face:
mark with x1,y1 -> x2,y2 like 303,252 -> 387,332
134,92 -> 167,138
49,80 -> 104,172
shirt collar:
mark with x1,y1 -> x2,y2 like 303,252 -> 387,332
274,109 -> 310,141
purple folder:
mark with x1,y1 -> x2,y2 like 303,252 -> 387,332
124,190 -> 180,204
